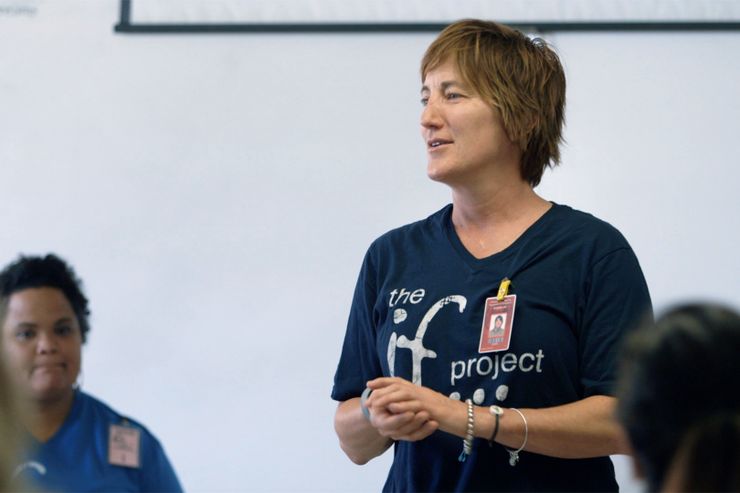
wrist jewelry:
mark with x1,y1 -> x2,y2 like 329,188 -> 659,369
360,387 -> 373,421
458,399 -> 474,462
505,408 -> 528,466
488,405 -> 503,447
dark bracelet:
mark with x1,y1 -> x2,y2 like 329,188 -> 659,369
488,405 -> 503,446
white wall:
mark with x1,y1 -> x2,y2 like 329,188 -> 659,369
1,2 -> 738,491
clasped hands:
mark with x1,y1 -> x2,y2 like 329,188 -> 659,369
364,377 -> 454,442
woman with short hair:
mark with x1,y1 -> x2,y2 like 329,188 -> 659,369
332,19 -> 652,491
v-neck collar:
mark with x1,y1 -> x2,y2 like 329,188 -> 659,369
443,202 -> 560,274
27,389 -> 82,446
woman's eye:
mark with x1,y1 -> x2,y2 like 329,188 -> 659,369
16,329 -> 34,340
55,325 -> 72,336
446,92 -> 461,100
420,97 -> 429,106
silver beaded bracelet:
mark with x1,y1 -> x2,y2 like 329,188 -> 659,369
458,399 -> 475,462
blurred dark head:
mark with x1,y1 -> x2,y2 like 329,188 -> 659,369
661,413 -> 740,492
616,303 -> 740,491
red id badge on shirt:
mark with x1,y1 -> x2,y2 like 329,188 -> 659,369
478,294 -> 516,353
108,424 -> 141,468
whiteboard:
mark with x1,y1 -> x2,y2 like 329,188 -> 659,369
118,0 -> 740,31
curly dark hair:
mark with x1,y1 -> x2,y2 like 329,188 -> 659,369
0,253 -> 91,343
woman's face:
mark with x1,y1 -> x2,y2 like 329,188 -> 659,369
1,287 -> 82,404
420,60 -> 521,187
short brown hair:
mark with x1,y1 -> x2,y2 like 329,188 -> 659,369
421,19 -> 566,187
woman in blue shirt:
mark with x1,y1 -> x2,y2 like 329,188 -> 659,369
0,253 -> 183,492
332,19 -> 652,492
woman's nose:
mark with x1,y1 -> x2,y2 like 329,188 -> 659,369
421,99 -> 442,129
37,332 -> 58,354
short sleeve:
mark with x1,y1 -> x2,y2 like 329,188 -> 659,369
578,247 -> 652,397
331,246 -> 384,402
140,431 -> 183,493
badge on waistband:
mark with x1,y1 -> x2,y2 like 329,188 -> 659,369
479,294 -> 516,353
109,422 -> 141,468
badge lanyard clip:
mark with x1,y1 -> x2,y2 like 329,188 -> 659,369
497,278 -> 511,301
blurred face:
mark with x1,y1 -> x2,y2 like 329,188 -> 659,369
421,60 -> 521,186
1,287 -> 82,404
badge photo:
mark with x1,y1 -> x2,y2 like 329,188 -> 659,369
478,294 -> 516,353
108,423 -> 141,468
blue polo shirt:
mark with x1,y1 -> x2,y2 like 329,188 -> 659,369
15,390 -> 183,492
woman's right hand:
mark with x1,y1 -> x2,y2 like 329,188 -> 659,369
334,394 -> 439,465
368,404 -> 439,442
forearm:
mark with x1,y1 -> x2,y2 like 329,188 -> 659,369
368,377 -> 627,458
334,398 -> 393,465
436,395 -> 628,459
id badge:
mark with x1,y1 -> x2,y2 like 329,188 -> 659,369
108,423 -> 141,468
478,294 -> 516,353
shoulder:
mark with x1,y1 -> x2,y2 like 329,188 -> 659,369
549,203 -> 631,251
67,392 -> 182,492
533,204 -> 645,280
367,204 -> 451,256
78,392 -> 163,446
550,204 -> 626,239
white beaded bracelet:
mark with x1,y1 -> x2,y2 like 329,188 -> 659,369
458,399 -> 475,462
505,407 -> 528,466
359,387 -> 373,421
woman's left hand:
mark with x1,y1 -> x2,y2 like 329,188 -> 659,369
365,377 -> 455,423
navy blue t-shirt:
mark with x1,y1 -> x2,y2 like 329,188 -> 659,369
332,203 -> 652,492
14,391 -> 183,493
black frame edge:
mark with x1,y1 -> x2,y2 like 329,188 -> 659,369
113,0 -> 740,34
113,21 -> 740,34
